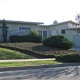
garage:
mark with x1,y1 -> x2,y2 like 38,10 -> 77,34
73,35 -> 80,47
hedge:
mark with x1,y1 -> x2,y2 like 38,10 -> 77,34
10,35 -> 42,43
10,30 -> 42,43
54,53 -> 80,62
43,35 -> 73,49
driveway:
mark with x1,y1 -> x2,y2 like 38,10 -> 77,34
0,66 -> 80,80
72,47 -> 80,51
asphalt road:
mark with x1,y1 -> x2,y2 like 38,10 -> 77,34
0,66 -> 80,80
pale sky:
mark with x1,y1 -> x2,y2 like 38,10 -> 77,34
0,0 -> 80,24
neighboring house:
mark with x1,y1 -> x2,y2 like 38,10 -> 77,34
0,20 -> 80,47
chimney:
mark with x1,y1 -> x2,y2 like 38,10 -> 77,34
53,20 -> 58,24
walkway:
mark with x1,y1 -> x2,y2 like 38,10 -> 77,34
0,58 -> 55,62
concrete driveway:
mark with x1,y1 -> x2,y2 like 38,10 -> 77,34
72,47 -> 80,51
0,66 -> 80,80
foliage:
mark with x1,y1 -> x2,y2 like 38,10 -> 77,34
54,53 -> 80,62
10,30 -> 42,43
0,48 -> 34,59
0,43 -> 79,62
29,30 -> 41,37
10,35 -> 28,42
28,30 -> 42,42
43,35 -> 73,49
2,19 -> 8,42
0,42 -> 76,58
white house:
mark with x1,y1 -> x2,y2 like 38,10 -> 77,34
0,20 -> 44,41
0,20 -> 80,47
39,20 -> 80,47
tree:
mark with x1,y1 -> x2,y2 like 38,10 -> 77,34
2,19 -> 7,42
75,13 -> 80,34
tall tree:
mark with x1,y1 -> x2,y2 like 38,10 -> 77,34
75,13 -> 80,34
2,19 -> 7,42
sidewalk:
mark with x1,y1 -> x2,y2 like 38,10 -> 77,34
0,58 -> 80,72
0,58 -> 55,62
0,62 -> 80,72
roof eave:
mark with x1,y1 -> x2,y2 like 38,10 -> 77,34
0,20 -> 44,25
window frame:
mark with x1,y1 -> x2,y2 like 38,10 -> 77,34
61,30 -> 65,34
19,27 -> 31,31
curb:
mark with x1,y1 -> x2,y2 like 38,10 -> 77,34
0,63 -> 80,72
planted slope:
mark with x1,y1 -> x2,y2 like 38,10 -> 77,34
0,43 -> 76,56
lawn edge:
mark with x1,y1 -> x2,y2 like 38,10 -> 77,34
0,63 -> 80,72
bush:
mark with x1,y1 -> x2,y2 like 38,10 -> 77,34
10,30 -> 42,43
43,35 -> 73,49
55,53 -> 80,62
29,30 -> 42,42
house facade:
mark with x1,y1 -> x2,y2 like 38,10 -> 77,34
0,20 -> 44,41
39,21 -> 80,47
0,20 -> 80,47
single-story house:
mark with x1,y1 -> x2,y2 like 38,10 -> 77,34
0,20 -> 80,47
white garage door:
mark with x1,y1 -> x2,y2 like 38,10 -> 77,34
73,35 -> 80,47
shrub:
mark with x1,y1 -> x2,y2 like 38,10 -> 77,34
29,30 -> 42,42
29,30 -> 41,37
43,35 -> 73,49
10,30 -> 42,43
54,53 -> 80,62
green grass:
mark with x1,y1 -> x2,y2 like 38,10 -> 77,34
0,48 -> 34,59
0,60 -> 61,67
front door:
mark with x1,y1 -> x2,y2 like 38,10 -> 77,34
43,31 -> 47,40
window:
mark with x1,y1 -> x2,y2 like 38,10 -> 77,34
38,31 -> 42,37
19,27 -> 31,31
19,27 -> 30,30
61,30 -> 65,34
38,30 -> 47,39
43,31 -> 47,39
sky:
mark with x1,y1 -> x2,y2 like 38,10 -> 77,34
0,0 -> 80,24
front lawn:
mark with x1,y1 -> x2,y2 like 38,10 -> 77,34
0,48 -> 34,59
0,60 -> 61,67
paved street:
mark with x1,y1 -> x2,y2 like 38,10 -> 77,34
0,66 -> 80,80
